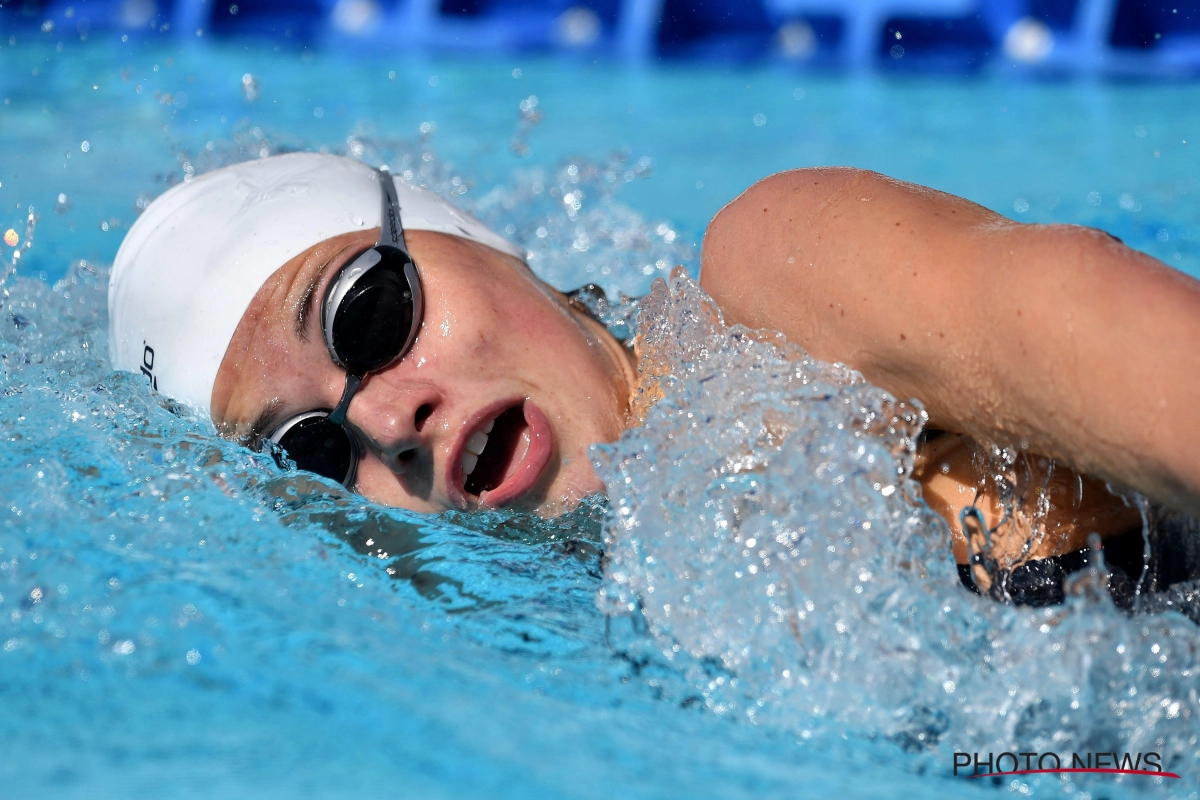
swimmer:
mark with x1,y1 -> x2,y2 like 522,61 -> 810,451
109,153 -> 1200,604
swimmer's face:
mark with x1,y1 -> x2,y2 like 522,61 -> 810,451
211,229 -> 637,514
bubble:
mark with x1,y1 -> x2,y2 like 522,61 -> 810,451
1003,17 -> 1054,63
776,20 -> 816,60
753,113 -> 766,127
554,6 -> 600,48
890,44 -> 905,59
80,140 -> 90,153
241,73 -> 260,102
331,0 -> 380,34
120,0 -> 156,27
1012,198 -> 1029,214
186,648 -> 201,665
1087,191 -> 1102,206
3,230 -> 17,247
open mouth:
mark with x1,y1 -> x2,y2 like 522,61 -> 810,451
452,398 -> 555,509
462,405 -> 530,497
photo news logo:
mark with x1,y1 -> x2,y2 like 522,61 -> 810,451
954,751 -> 1180,780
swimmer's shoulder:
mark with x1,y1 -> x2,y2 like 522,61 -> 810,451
699,168 -> 870,327
699,168 -> 986,343
702,167 -> 882,264
699,167 -> 999,300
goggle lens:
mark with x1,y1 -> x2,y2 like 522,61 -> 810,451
273,414 -> 358,486
329,246 -> 417,374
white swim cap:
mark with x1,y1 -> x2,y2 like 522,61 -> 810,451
109,152 -> 523,417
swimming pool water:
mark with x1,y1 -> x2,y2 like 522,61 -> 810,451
2,35 -> 1200,798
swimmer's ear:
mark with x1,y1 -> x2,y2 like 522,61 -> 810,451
565,283 -> 608,325
565,283 -> 640,349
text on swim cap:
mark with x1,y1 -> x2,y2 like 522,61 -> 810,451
140,343 -> 157,391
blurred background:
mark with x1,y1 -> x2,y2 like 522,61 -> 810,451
0,0 -> 1198,287
1,4 -> 1199,796
2,0 -> 1199,74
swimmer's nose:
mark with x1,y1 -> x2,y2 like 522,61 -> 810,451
344,375 -> 443,472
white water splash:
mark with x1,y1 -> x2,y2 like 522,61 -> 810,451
595,270 -> 1200,789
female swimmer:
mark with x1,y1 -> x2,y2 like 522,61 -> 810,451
108,153 -> 1200,604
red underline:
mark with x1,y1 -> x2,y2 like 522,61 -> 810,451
966,768 -> 1180,779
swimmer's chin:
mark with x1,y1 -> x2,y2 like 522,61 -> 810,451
487,467 -> 603,518
511,456 -> 607,518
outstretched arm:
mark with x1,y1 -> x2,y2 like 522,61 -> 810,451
700,168 -> 1200,516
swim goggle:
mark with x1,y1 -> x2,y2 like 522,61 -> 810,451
265,167 -> 423,486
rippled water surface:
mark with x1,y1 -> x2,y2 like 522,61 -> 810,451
2,37 -> 1200,798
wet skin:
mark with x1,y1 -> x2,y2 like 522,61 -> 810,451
700,167 -> 1200,568
211,228 -> 637,515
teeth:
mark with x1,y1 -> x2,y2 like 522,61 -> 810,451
461,416 -> 497,483
461,451 -> 478,477
466,431 -> 489,455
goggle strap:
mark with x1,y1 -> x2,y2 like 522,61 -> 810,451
327,372 -> 363,426
376,168 -> 408,251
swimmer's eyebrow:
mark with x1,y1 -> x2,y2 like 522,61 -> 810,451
243,397 -> 282,450
294,249 -> 349,342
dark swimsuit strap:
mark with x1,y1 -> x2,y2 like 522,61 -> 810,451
957,536 -> 1140,609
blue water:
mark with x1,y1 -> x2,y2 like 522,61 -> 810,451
2,36 -> 1200,798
